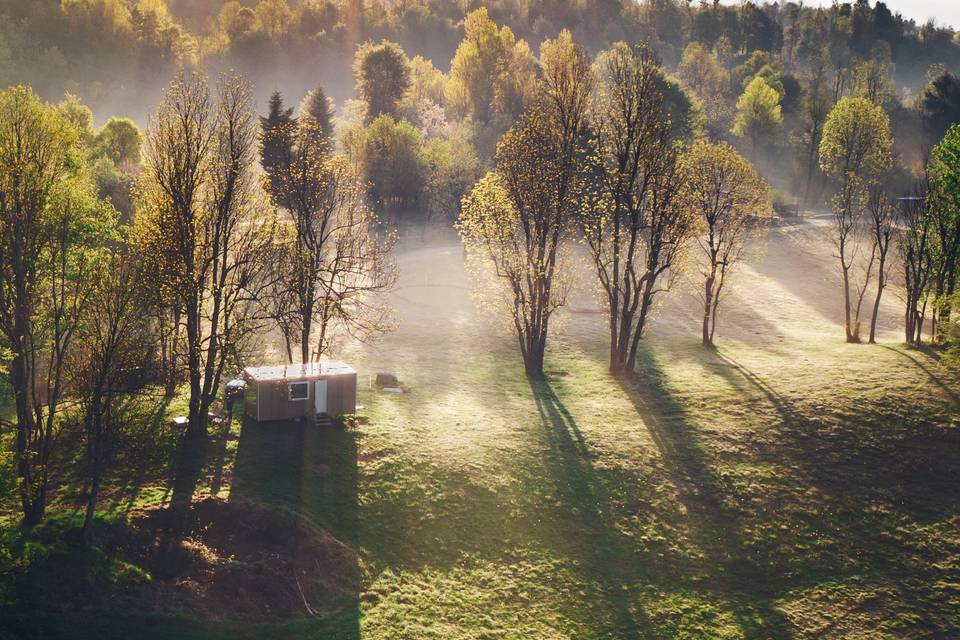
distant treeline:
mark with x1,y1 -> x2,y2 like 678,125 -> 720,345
2,0 -> 958,116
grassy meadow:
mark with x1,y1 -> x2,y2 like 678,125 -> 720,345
2,220 -> 959,639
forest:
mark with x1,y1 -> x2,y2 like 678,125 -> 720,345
1,1 -> 960,639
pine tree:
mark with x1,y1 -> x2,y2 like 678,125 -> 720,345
299,85 -> 335,143
259,90 -> 295,207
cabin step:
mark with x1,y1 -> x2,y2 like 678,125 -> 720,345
314,414 -> 335,427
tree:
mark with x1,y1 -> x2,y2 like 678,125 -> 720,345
579,42 -> 696,375
458,32 -> 592,378
354,40 -> 411,121
928,125 -> 960,341
920,70 -> 960,148
899,183 -> 935,345
738,1 -> 782,53
136,73 -> 271,439
677,42 -> 729,118
678,140 -> 771,347
421,136 -> 481,220
796,55 -> 835,206
445,7 -> 536,124
72,246 -> 148,543
92,117 -> 143,169
363,115 -> 425,210
819,97 -> 892,342
260,96 -> 397,363
865,188 -> 895,343
259,90 -> 295,207
298,85 -> 335,142
56,92 -> 95,145
731,75 -> 782,157
852,42 -> 895,106
0,86 -> 116,526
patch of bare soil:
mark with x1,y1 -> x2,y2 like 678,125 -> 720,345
69,499 -> 358,622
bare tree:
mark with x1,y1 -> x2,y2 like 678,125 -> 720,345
899,184 -> 935,345
579,42 -> 694,374
136,73 -> 271,438
261,103 -> 397,364
866,188 -> 896,344
71,249 -> 148,543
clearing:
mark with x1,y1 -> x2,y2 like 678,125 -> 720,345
3,219 -> 959,639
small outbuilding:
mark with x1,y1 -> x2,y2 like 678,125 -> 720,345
243,361 -> 357,422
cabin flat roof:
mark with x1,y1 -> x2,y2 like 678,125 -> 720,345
243,361 -> 356,382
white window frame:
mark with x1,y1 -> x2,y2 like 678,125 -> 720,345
288,381 -> 309,401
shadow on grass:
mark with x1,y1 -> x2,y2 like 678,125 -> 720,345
231,416 -> 359,545
617,349 -> 792,639
693,344 -> 960,634
714,352 -> 801,425
230,416 -> 360,638
529,377 -> 650,640
880,344 -> 960,406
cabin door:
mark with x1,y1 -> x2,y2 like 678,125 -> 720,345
314,379 -> 328,415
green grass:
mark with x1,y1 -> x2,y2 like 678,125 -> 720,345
2,226 -> 959,638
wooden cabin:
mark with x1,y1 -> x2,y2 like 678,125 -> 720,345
243,361 -> 357,422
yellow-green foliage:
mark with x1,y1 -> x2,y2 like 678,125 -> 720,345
818,96 -> 892,183
731,76 -> 782,146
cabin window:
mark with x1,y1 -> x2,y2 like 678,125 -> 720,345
288,381 -> 309,401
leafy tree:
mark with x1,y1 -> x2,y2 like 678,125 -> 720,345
92,117 -> 143,168
819,96 -> 892,342
56,92 -> 95,144
458,32 -> 592,378
853,41 -> 895,106
928,124 -> 960,340
920,70 -> 960,148
354,40 -> 411,121
678,140 -> 771,347
677,42 -> 729,119
732,75 -> 782,157
0,86 -> 116,526
446,7 -> 535,124
363,115 -> 425,210
404,54 -> 447,108
420,136 -> 481,219
579,42 -> 695,375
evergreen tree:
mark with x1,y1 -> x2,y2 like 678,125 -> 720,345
299,85 -> 335,144
259,90 -> 295,207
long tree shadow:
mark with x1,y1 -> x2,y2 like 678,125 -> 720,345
713,352 -> 801,425
880,344 -> 960,406
231,416 -> 360,637
697,345 -> 960,633
151,424 -> 210,579
529,378 -> 651,640
618,350 -> 793,639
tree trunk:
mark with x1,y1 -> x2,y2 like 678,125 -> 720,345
524,342 -> 545,379
868,253 -> 886,344
702,272 -> 716,347
841,261 -> 857,343
82,467 -> 101,545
